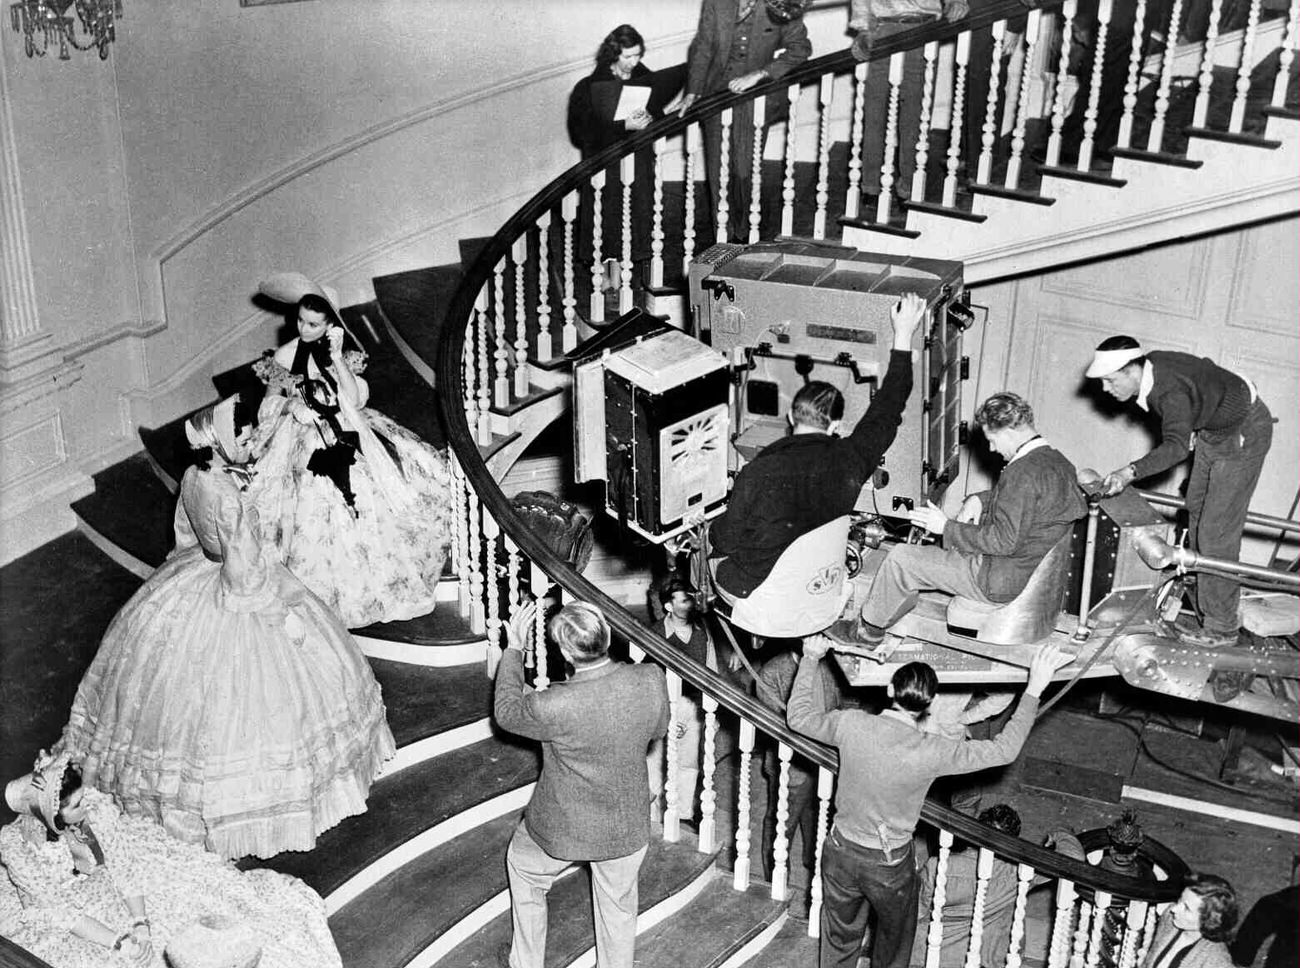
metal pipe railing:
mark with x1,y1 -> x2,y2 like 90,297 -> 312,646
1137,487 -> 1300,537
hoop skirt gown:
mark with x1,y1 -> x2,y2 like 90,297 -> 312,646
249,338 -> 453,628
60,463 -> 396,860
0,790 -> 343,968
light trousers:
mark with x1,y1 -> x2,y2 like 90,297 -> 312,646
860,543 -> 989,630
506,820 -> 648,968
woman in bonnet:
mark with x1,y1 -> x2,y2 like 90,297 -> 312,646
59,395 -> 394,861
1,750 -> 343,968
249,272 -> 453,628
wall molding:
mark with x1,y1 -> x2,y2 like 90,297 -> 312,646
1039,238 -> 1213,319
148,28 -> 699,272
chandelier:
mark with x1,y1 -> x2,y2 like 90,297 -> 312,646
10,0 -> 122,60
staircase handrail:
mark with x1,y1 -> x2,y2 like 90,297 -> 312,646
436,0 -> 1183,903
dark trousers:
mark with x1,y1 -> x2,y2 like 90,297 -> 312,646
575,150 -> 655,266
761,752 -> 820,881
861,21 -> 928,197
1186,400 -> 1274,634
819,827 -> 919,968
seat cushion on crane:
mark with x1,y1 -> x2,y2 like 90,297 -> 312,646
945,534 -> 1073,645
714,515 -> 853,639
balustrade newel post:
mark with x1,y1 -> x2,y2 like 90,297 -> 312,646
1231,0 -> 1264,132
619,154 -> 635,312
1118,0 -> 1148,150
1006,11 -> 1041,188
978,21 -> 1008,185
878,52 -> 905,223
770,742 -> 793,901
698,693 -> 719,853
650,138 -> 666,290
807,766 -> 834,938
1078,0 -> 1113,171
1046,0 -> 1078,166
943,33 -> 971,208
683,124 -> 701,276
1272,0 -> 1299,107
1147,0 -> 1187,151
590,169 -> 606,323
925,829 -> 955,968
717,107 -> 734,245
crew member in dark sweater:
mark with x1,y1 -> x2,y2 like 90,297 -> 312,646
708,292 -> 925,598
1086,336 -> 1274,648
847,392 -> 1085,645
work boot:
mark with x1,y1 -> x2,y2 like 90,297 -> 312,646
827,617 -> 886,649
1210,670 -> 1255,703
1177,626 -> 1240,649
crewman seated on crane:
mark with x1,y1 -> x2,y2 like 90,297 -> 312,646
836,392 -> 1086,648
706,293 -> 926,602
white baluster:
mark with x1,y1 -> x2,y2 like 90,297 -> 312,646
1078,0 -> 1113,170
1005,863 -> 1035,968
466,489 -> 485,637
1085,893 -> 1111,968
733,718 -> 755,890
1134,899 -> 1160,967
878,52 -> 905,223
1231,0 -> 1263,132
1118,0 -> 1148,149
560,194 -> 578,352
814,74 -> 834,238
913,43 -> 940,201
770,742 -> 792,901
450,454 -> 470,619
589,168 -> 606,323
475,285 -> 492,445
491,262 -> 509,409
925,830 -> 956,968
1193,0 -> 1224,127
663,670 -> 683,841
1147,0 -> 1186,151
462,330 -> 477,457
1272,0 -> 1298,107
698,693 -> 718,853
1047,0 -> 1078,166
512,237 -> 530,399
483,512 -> 502,661
748,96 -> 767,244
1070,900 -> 1093,968
978,21 -> 1008,185
782,82 -> 801,236
536,211 -> 552,362
845,62 -> 869,219
717,107 -> 733,244
966,848 -> 995,968
504,534 -> 521,668
808,766 -> 834,938
619,154 -> 635,313
1047,880 -> 1077,968
684,124 -> 701,274
650,138 -> 666,289
530,561 -> 549,691
943,33 -> 972,207
1006,11 -> 1041,188
1117,900 -> 1147,968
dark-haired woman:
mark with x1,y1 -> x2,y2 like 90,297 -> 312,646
250,272 -> 453,628
59,398 -> 395,860
1,752 -> 343,967
567,25 -> 657,292
1141,874 -> 1238,968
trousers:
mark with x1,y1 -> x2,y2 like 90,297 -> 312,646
1186,399 -> 1274,634
820,827 -> 920,968
860,543 -> 989,630
860,21 -> 928,197
505,820 -> 648,968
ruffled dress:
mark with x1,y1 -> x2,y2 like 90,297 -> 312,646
0,790 -> 342,968
61,464 -> 395,860
249,337 -> 453,628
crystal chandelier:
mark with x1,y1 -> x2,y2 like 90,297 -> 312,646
10,0 -> 122,60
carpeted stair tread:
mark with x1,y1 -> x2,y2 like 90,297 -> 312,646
368,660 -> 490,748
0,532 -> 143,788
353,601 -> 480,646
633,874 -> 788,967
71,453 -> 176,570
373,264 -> 465,394
458,236 -> 496,274
736,906 -> 819,967
329,810 -> 521,968
245,734 -> 539,897
441,832 -> 720,968
139,417 -> 194,493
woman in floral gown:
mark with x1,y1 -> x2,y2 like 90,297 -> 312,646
1,752 -> 342,968
249,272 -> 453,628
60,397 -> 395,860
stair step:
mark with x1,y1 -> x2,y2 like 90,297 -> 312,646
1184,126 -> 1283,149
968,181 -> 1056,206
459,236 -> 496,274
904,199 -> 988,224
633,874 -> 788,968
0,531 -> 143,787
354,603 -> 482,648
373,265 -> 465,389
368,660 -> 490,749
735,907 -> 819,967
438,831 -> 720,968
71,453 -> 176,573
246,734 -> 539,899
1107,147 -> 1202,170
1036,163 -> 1129,187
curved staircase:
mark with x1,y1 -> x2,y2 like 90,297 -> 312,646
14,0 -> 1298,965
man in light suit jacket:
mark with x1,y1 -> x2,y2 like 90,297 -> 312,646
495,599 -> 669,968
